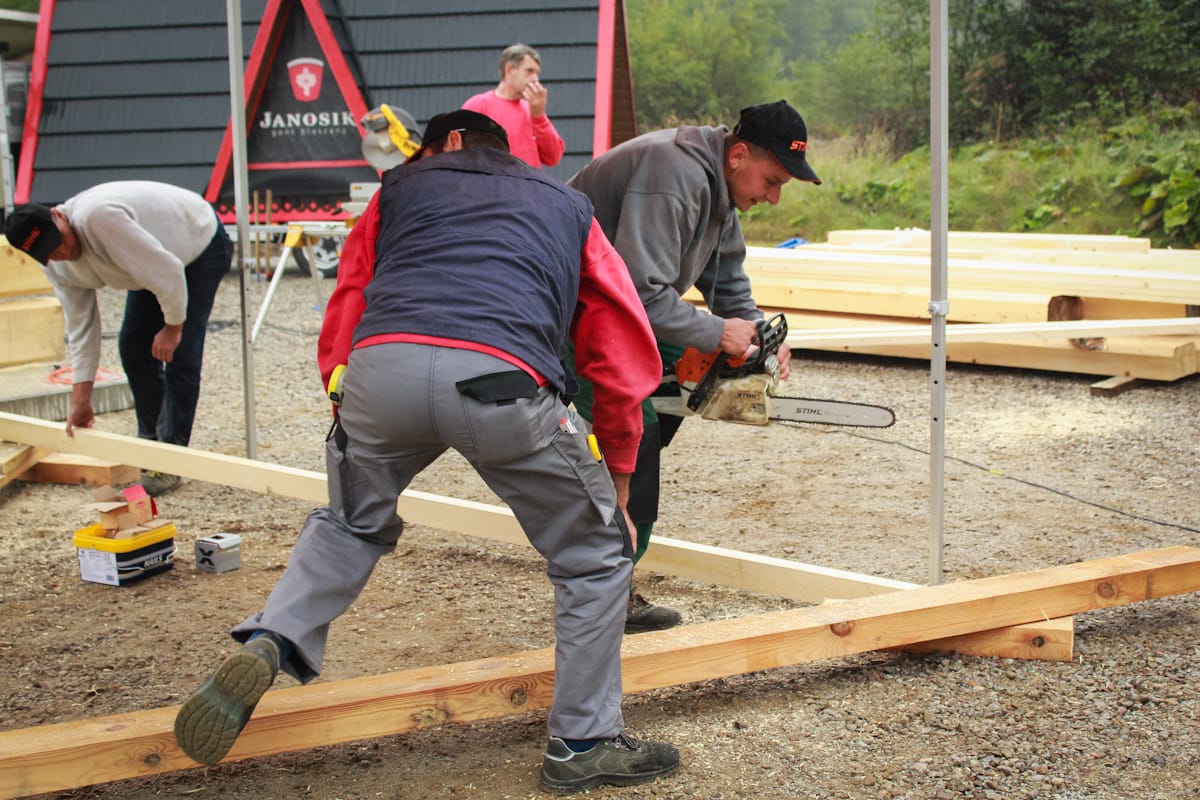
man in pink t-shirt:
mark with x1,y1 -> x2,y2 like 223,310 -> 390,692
462,43 -> 565,168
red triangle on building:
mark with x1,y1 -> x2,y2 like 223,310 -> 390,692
206,0 -> 375,221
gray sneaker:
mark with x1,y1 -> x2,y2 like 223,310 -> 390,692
174,634 -> 281,765
540,732 -> 680,793
624,592 -> 682,633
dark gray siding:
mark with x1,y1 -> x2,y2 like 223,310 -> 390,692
25,0 -> 605,205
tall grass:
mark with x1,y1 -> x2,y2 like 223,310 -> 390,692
739,120 -> 1177,247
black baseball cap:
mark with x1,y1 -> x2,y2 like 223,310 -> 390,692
733,100 -> 821,185
4,204 -> 62,265
415,109 -> 510,158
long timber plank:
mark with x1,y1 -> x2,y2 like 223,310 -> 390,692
743,248 -> 1200,305
838,336 -> 1197,382
779,317 -> 1200,348
823,229 -> 1154,253
1,546 -> 1195,799
0,412 -> 911,602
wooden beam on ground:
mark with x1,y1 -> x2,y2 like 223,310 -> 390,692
0,411 -> 909,602
780,317 -> 1200,349
743,247 -> 1200,306
1,546 -> 1195,799
803,240 -> 1200,274
24,452 -> 140,487
1089,375 -> 1143,397
0,442 -> 50,489
0,415 -> 1075,661
901,616 -> 1075,661
831,334 -> 1197,382
823,229 -> 1154,254
0,298 -> 65,368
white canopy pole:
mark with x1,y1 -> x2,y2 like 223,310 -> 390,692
226,0 -> 258,458
927,0 -> 949,585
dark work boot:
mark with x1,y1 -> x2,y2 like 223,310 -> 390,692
624,591 -> 682,633
540,732 -> 680,793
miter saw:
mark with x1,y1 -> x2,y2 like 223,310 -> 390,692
651,314 -> 896,428
360,103 -> 422,170
339,103 -> 423,222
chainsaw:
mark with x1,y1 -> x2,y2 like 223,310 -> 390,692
650,314 -> 895,428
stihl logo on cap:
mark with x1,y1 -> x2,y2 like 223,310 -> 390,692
21,229 -> 41,251
789,140 -> 807,153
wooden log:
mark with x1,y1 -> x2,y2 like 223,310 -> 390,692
0,298 -> 65,368
1,546 -> 1195,799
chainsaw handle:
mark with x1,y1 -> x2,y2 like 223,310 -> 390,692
686,350 -> 729,411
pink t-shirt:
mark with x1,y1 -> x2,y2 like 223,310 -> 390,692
462,91 -> 565,168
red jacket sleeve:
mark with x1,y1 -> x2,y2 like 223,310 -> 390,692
318,193 -> 380,389
571,219 -> 661,473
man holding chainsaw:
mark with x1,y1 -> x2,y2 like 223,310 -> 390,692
567,100 -> 821,632
174,109 -> 681,793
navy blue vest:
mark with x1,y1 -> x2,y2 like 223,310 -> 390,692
355,148 -> 593,393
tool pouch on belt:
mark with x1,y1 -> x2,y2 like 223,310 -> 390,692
455,370 -> 540,405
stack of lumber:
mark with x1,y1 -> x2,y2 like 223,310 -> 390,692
691,230 -> 1200,382
0,236 -> 64,369
0,238 -> 133,487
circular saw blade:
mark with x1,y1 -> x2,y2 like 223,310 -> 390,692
360,104 -> 422,170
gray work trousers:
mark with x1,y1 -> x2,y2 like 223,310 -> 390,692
233,342 -> 632,740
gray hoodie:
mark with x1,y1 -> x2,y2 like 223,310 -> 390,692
568,126 -> 761,353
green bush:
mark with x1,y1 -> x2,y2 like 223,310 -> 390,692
739,107 -> 1200,249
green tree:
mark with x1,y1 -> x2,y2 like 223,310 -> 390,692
626,0 -> 791,129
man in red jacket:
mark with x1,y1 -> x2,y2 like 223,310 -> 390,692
462,43 -> 565,168
174,110 -> 679,794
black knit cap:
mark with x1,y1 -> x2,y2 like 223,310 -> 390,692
4,204 -> 62,265
732,100 -> 821,185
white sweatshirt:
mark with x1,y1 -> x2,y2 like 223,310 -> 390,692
42,181 -> 218,383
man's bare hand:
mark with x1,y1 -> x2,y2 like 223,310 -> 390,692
610,471 -> 637,555
719,317 -> 757,359
152,324 -> 183,363
523,80 -> 548,117
66,382 -> 96,437
776,342 -> 792,381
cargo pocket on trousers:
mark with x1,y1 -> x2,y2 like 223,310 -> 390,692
551,430 -> 617,526
324,416 -> 358,515
456,370 -> 547,465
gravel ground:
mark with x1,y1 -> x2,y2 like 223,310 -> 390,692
1,265 -> 1198,800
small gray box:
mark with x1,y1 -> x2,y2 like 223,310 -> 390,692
194,533 -> 242,573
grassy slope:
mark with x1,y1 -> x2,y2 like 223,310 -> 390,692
739,126 -> 1163,248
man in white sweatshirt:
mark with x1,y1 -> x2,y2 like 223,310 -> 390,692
5,181 -> 233,495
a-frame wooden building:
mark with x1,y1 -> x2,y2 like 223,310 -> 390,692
15,0 -> 637,220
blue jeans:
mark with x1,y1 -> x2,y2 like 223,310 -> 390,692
118,225 -> 232,446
